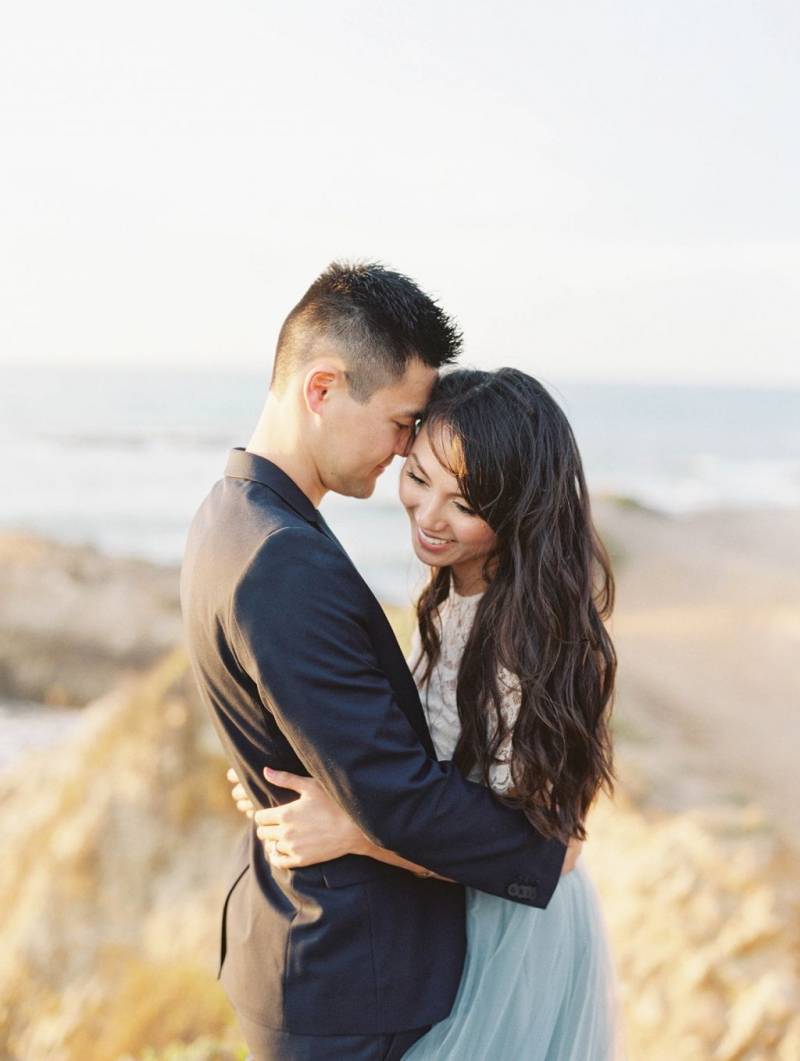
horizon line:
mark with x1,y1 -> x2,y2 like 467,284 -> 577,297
2,358 -> 799,393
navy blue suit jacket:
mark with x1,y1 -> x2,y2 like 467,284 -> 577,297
180,448 -> 565,1035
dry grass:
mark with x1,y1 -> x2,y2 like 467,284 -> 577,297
0,649 -> 245,1060
1,577 -> 798,1057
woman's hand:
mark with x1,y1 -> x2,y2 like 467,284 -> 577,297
255,767 -> 369,869
226,765 -> 452,882
227,767 -> 255,818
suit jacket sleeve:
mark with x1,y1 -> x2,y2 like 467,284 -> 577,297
231,525 -> 566,908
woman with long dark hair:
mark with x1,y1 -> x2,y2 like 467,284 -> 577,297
232,368 -> 619,1057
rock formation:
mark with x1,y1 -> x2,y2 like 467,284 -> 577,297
0,533 -> 181,706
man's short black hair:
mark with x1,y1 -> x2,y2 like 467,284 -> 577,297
271,261 -> 462,400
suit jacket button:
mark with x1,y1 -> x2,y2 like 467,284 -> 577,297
507,883 -> 521,898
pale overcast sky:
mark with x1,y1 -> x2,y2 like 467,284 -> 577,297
2,1 -> 798,385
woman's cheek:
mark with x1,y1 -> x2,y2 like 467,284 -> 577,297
398,474 -> 417,516
458,516 -> 496,553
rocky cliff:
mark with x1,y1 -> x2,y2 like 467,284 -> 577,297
0,533 -> 181,706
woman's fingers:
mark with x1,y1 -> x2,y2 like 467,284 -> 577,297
256,823 -> 305,867
268,850 -> 302,869
256,824 -> 281,842
254,805 -> 287,826
263,766 -> 316,793
229,779 -> 254,816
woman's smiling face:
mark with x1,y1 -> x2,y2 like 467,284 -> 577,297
399,423 -> 497,586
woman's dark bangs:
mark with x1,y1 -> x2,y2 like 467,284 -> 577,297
423,413 -> 474,499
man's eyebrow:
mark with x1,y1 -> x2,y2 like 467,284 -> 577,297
398,409 -> 422,421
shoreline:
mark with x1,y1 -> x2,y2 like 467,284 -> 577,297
0,698 -> 84,773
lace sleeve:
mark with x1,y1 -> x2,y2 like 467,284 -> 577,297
488,667 -> 522,794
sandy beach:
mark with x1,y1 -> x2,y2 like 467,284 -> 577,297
593,500 -> 800,844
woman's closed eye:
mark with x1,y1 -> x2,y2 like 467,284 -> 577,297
406,468 -> 476,515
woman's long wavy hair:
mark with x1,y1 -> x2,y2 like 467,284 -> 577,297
414,368 -> 616,842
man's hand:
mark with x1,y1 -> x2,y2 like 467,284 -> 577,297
560,836 -> 583,875
255,767 -> 368,869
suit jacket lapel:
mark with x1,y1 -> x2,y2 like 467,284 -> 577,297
314,512 -> 434,755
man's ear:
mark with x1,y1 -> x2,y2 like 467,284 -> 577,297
304,365 -> 340,415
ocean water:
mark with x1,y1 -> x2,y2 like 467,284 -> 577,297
2,365 -> 799,604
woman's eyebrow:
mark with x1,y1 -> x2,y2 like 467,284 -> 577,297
409,452 -> 431,479
410,452 -> 466,500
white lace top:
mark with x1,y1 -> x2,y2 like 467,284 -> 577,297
407,588 -> 520,795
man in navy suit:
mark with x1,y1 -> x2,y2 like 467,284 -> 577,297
181,262 -> 572,1060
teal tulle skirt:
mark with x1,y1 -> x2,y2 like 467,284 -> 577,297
404,862 -> 620,1060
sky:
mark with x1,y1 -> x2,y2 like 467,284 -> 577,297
1,1 -> 799,386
